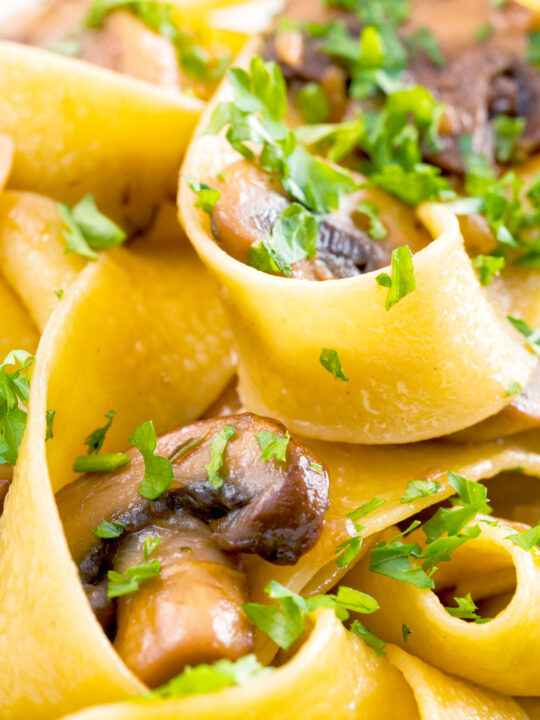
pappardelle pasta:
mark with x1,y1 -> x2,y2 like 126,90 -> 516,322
0,0 -> 538,719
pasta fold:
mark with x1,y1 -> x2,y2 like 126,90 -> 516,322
0,41 -> 202,229
347,519 -> 540,695
178,47 -> 538,444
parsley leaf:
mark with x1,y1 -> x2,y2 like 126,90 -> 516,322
295,83 -> 330,124
475,24 -> 494,42
319,348 -> 350,381
400,479 -> 441,504
406,27 -> 445,67
56,195 -> 126,260
243,581 -> 379,650
248,204 -> 318,276
203,424 -> 237,489
185,177 -> 220,214
505,523 -> 540,551
348,497 -> 388,522
376,245 -> 416,310
493,115 -> 525,163
527,30 -> 540,68
94,520 -> 125,539
350,620 -> 386,655
505,381 -> 522,397
84,410 -> 116,455
472,254 -> 505,286
205,57 -> 357,215
507,315 -> 540,355
45,409 -> 56,441
445,593 -> 490,623
402,624 -> 412,642
73,453 -> 130,473
0,350 -> 34,466
356,201 -> 388,240
151,655 -> 272,698
130,421 -> 174,500
107,535 -> 161,598
370,539 -> 435,588
255,430 -> 290,462
310,462 -> 324,474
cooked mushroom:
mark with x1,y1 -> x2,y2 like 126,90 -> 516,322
211,161 -> 430,280
450,365 -> 540,442
113,518 -> 252,687
2,0 -> 182,92
56,413 -> 329,685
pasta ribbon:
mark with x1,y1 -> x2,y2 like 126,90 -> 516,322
347,519 -> 540,695
178,43 -> 538,444
0,41 -> 201,229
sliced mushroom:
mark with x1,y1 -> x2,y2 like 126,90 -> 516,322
113,518 -> 252,687
56,413 -> 329,684
449,365 -> 540,442
211,161 -> 429,279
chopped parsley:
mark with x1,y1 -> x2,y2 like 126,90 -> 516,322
85,1 -> 230,82
185,177 -> 220,214
319,348 -> 350,381
56,195 -> 126,261
45,409 -> 56,441
203,424 -> 237,489
295,83 -> 330,124
73,453 -> 130,473
402,624 -> 412,642
335,497 -> 388,567
310,462 -> 324,474
356,202 -> 387,240
107,534 -> 161,598
205,57 -> 357,215
475,24 -> 494,43
376,245 -> 416,310
505,523 -> 540,551
85,410 -> 116,455
507,316 -> 540,355
444,593 -> 490,623
471,254 -> 505,286
243,580 -> 379,650
130,421 -> 174,500
150,655 -> 272,698
505,381 -> 522,397
350,620 -> 386,656
94,520 -> 125,539
493,115 -> 525,163
248,204 -> 318,276
369,473 -> 492,588
406,27 -> 445,68
255,430 -> 290,462
54,289 -> 64,300
527,30 -> 540,68
400,479 -> 441,504
0,350 -> 34,466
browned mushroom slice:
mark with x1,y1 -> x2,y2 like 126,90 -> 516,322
450,365 -> 540,442
113,518 -> 252,687
56,413 -> 329,683
211,161 -> 427,280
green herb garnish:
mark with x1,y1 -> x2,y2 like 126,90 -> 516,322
131,421 -> 174,500
319,348 -> 350,381
203,424 -> 237,489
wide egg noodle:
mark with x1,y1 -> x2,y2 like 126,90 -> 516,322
346,518 -> 540,695
0,40 -> 202,230
0,206 -> 234,719
0,191 -> 85,332
178,39 -> 537,445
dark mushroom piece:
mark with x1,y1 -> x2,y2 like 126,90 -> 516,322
56,413 -> 329,686
211,161 -> 429,280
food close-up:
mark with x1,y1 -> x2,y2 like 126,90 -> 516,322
0,0 -> 539,719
